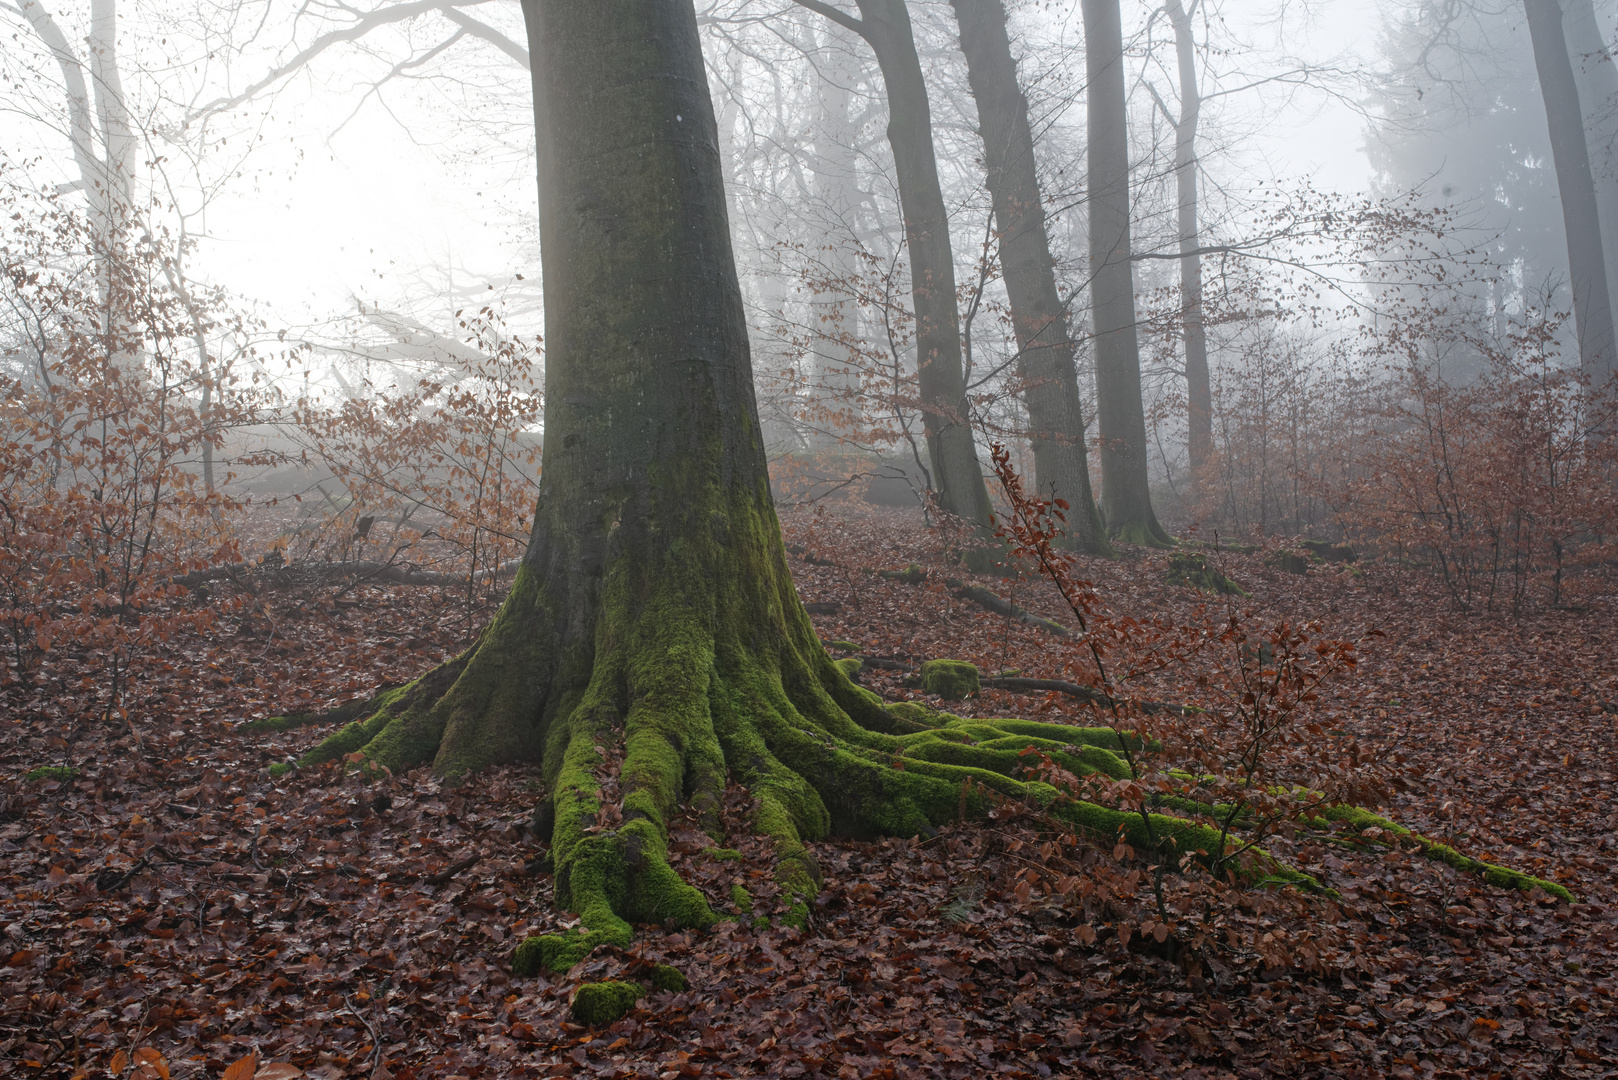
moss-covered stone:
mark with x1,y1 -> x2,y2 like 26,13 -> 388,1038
267,762 -> 295,779
835,657 -> 862,681
730,882 -> 753,913
825,640 -> 860,652
920,660 -> 979,700
646,963 -> 687,992
22,766 -> 77,784
570,981 -> 645,1025
708,848 -> 743,861
1166,553 -> 1246,595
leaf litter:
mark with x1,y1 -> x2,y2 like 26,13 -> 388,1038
1,502 -> 1614,1078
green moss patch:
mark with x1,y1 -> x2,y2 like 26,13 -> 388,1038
920,659 -> 979,700
22,766 -> 77,784
645,963 -> 687,992
571,981 -> 645,1025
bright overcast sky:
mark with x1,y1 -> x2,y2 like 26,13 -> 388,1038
3,0 -> 1381,332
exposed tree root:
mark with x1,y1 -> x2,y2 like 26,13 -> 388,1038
943,578 -> 1072,636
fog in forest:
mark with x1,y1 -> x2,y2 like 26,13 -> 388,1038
11,0 -> 1613,549
5,2 -> 1618,1073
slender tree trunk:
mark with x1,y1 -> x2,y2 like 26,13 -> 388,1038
1524,0 -> 1616,391
1082,0 -> 1173,544
808,22 -> 866,446
949,0 -> 1112,556
795,0 -> 995,537
1563,0 -> 1618,323
1163,0 -> 1211,480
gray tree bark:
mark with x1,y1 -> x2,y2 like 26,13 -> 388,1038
1161,0 -> 1211,480
1082,0 -> 1173,544
950,0 -> 1112,556
1525,0 -> 1617,390
1563,0 -> 1618,325
807,22 -> 866,446
795,0 -> 996,536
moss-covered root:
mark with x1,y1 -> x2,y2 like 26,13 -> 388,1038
239,689 -> 389,735
1313,804 -> 1574,902
571,981 -> 645,1025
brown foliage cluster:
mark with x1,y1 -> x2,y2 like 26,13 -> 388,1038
1,174 -> 541,701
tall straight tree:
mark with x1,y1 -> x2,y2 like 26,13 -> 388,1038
1524,0 -> 1616,390
949,0 -> 1112,556
1564,0 -> 1618,323
1152,0 -> 1212,480
793,0 -> 995,536
234,0 -> 1569,969
1082,0 -> 1173,544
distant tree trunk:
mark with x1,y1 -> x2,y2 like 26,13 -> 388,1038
1525,0 -> 1616,391
949,0 -> 1113,556
1563,0 -> 1618,325
808,22 -> 866,447
1163,0 -> 1212,481
795,0 -> 996,538
1082,0 -> 1173,544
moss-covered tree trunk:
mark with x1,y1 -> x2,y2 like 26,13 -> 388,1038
293,0 -> 1568,974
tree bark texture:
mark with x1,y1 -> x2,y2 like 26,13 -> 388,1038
950,0 -> 1112,555
1082,0 -> 1173,544
1564,0 -> 1618,326
796,0 -> 995,532
292,0 -> 1243,973
1525,0 -> 1616,389
1163,0 -> 1212,480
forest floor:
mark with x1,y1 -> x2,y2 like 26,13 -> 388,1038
2,501 -> 1616,1079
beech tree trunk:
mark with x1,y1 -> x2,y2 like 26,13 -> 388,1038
1082,0 -> 1174,544
1163,0 -> 1212,480
1524,0 -> 1616,390
1564,0 -> 1618,325
795,0 -> 995,535
263,0 -> 1569,975
807,22 -> 866,446
290,0 -> 1198,973
950,0 -> 1112,556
